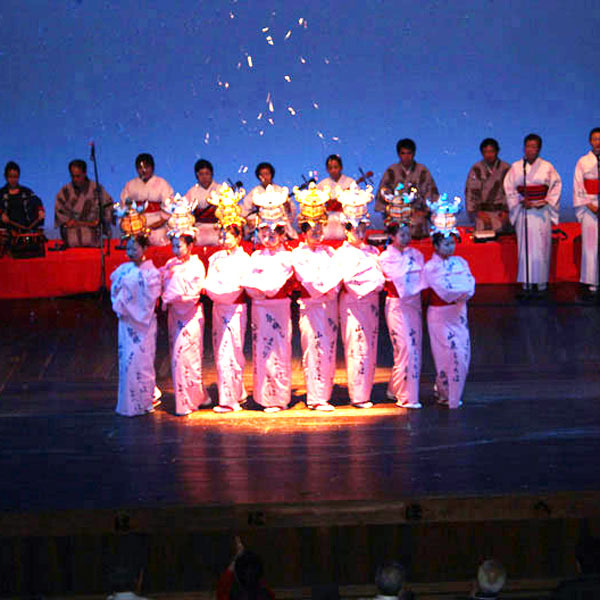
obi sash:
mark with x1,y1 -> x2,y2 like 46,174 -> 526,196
326,199 -> 343,212
426,288 -> 452,307
384,280 -> 399,298
516,184 -> 549,200
584,179 -> 600,195
145,201 -> 162,213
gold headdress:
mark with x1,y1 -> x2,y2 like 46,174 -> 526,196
163,193 -> 198,239
294,182 -> 329,226
207,183 -> 246,230
114,198 -> 150,239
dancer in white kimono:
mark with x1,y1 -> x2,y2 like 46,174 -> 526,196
292,183 -> 342,411
120,153 -> 174,247
423,195 -> 475,409
110,203 -> 162,416
504,134 -> 561,297
244,186 -> 294,412
334,183 -> 385,408
573,127 -> 600,297
204,184 -> 251,413
378,191 -> 425,409
161,194 -> 210,416
317,154 -> 356,240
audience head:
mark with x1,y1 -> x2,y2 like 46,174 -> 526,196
477,559 -> 507,596
230,549 -> 272,600
375,561 -> 406,596
576,536 -> 600,574
396,139 -> 416,167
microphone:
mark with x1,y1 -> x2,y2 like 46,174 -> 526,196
89,141 -> 96,161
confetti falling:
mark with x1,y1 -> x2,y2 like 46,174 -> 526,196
262,26 -> 269,32
284,75 -> 291,82
299,56 -> 307,64
204,132 -> 210,144
312,102 -> 319,109
287,106 -> 296,116
316,131 -> 324,139
265,35 -> 274,46
284,30 -> 292,40
268,99 -> 274,112
247,55 -> 253,68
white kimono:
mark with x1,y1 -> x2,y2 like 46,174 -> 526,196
292,243 -> 342,407
244,247 -> 294,409
378,245 -> 425,407
185,180 -> 221,245
110,260 -> 162,417
504,158 -> 561,285
161,254 -> 209,415
204,246 -> 251,410
120,175 -> 174,246
318,174 -> 356,240
424,254 -> 475,409
335,242 -> 385,405
573,151 -> 600,286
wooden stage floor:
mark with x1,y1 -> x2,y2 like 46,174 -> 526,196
1,283 -> 599,517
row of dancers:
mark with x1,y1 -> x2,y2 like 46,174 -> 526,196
110,183 -> 474,416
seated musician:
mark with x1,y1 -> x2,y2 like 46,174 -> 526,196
241,162 -> 298,239
120,153 -> 173,246
55,159 -> 113,248
1,161 -> 45,233
185,158 -> 221,245
317,154 -> 355,239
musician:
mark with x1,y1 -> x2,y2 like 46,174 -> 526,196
376,138 -> 439,239
241,162 -> 298,239
1,161 -> 45,233
55,159 -> 113,247
573,127 -> 600,298
120,153 -> 173,246
185,159 -> 221,223
464,138 -> 512,234
317,154 -> 355,204
504,134 -> 561,297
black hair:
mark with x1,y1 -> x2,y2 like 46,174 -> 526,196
135,153 -> 155,169
589,127 -> 600,140
344,222 -> 353,231
396,138 -> 416,155
134,234 -> 150,249
375,562 -> 406,596
68,159 -> 87,173
180,234 -> 195,246
225,224 -> 242,237
432,232 -> 459,247
524,133 -> 542,150
325,154 -> 343,168
255,162 -> 275,179
274,224 -> 285,236
386,222 -> 401,236
194,158 -> 214,175
4,161 -> 20,178
576,536 -> 600,574
479,138 -> 500,153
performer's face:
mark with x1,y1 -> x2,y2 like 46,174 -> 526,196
172,236 -> 192,259
126,237 -> 144,263
481,145 -> 498,165
222,227 -> 241,250
5,169 -> 19,189
137,161 -> 154,182
259,226 -> 282,249
258,168 -> 273,187
69,166 -> 87,189
524,140 -> 540,163
326,159 -> 342,181
347,222 -> 367,245
392,226 -> 411,249
590,132 -> 600,155
305,222 -> 324,247
398,147 -> 415,168
435,236 -> 456,258
196,167 -> 213,188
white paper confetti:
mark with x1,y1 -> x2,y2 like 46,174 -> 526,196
268,100 -> 274,112
312,101 -> 319,109
257,112 -> 263,120
284,75 -> 291,82
268,118 -> 274,125
262,26 -> 269,32
332,136 -> 340,141
284,30 -> 292,40
316,131 -> 324,139
204,132 -> 210,144
299,56 -> 306,64
324,57 -> 330,64
229,11 -> 235,19
259,130 -> 264,136
287,106 -> 296,116
266,35 -> 274,46
247,55 -> 253,68
298,17 -> 304,25
224,82 -> 230,89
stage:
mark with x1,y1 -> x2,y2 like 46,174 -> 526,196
1,285 -> 600,597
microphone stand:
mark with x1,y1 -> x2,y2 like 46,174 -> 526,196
522,158 -> 530,296
90,143 -> 109,296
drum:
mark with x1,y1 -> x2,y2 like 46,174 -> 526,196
10,231 -> 46,259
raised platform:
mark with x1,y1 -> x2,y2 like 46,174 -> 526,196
0,223 -> 584,298
0,285 -> 599,596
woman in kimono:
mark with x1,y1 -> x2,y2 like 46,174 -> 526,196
161,194 -> 210,416
244,186 -> 294,413
378,191 -> 425,409
203,184 -> 251,413
110,203 -> 162,416
292,183 -> 342,411
423,195 -> 475,409
334,183 -> 385,408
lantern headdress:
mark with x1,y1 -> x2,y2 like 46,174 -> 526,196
427,194 -> 462,238
253,184 -> 289,231
382,183 -> 417,227
338,182 -> 373,228
294,182 -> 329,226
163,193 -> 198,239
114,198 -> 150,239
208,183 -> 246,230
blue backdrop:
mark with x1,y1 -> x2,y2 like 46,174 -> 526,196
2,0 -> 600,233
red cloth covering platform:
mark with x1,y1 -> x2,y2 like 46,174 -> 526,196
0,223 -> 583,299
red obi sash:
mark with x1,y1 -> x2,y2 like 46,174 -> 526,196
194,205 -> 218,223
425,288 -> 451,306
384,280 -> 399,298
270,277 -> 295,299
232,291 -> 247,304
584,179 -> 600,195
516,184 -> 549,200
326,199 -> 343,212
145,201 -> 162,213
